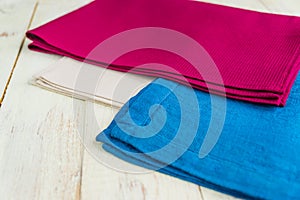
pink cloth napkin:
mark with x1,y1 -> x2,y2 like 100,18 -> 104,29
26,0 -> 300,106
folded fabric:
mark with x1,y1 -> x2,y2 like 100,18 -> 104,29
96,73 -> 300,199
26,0 -> 300,106
31,57 -> 154,107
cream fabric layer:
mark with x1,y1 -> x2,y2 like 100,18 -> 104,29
31,57 -> 154,107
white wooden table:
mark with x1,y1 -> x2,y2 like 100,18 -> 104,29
0,0 -> 299,199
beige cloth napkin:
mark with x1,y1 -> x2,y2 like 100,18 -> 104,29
31,57 -> 154,107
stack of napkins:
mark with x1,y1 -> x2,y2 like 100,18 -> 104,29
26,0 -> 300,199
32,57 -> 154,107
27,0 -> 300,106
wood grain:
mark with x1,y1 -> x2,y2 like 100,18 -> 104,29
80,102 -> 204,200
0,1 -> 89,199
0,0 -> 37,105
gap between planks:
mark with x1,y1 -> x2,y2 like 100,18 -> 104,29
0,1 -> 39,107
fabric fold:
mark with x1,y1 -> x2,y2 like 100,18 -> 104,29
31,57 -> 154,107
96,74 -> 300,199
26,0 -> 300,106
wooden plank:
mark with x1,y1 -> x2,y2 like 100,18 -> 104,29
0,0 -> 37,105
80,102 -> 204,200
81,152 -> 204,200
0,1 -> 91,199
29,0 -> 91,30
201,187 -> 239,200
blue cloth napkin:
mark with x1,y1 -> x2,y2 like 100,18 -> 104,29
96,75 -> 300,199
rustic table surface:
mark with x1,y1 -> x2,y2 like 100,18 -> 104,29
0,0 -> 299,199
